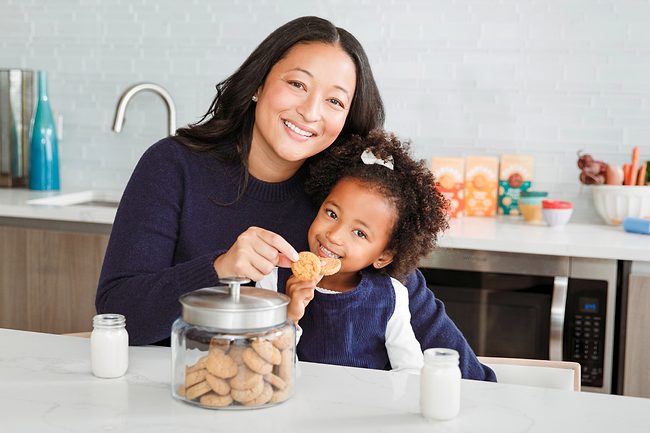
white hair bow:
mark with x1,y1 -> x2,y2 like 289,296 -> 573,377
360,148 -> 394,170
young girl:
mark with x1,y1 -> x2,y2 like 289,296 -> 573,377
259,130 -> 491,376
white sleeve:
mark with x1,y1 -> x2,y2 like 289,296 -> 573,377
255,269 -> 302,346
385,277 -> 424,374
255,267 -> 278,292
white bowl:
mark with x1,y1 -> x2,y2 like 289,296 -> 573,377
592,185 -> 650,225
543,208 -> 573,227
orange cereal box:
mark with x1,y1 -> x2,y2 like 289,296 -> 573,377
498,155 -> 534,216
464,156 -> 499,217
431,157 -> 465,218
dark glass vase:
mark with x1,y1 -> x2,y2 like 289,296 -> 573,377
29,70 -> 60,190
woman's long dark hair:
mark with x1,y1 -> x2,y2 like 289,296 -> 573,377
175,16 -> 384,172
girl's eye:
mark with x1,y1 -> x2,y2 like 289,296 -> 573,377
352,229 -> 367,239
327,98 -> 345,109
326,209 -> 337,220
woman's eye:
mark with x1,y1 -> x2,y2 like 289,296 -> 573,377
326,209 -> 337,220
353,229 -> 367,239
288,81 -> 305,90
328,98 -> 344,109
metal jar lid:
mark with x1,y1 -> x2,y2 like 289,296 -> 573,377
179,277 -> 290,331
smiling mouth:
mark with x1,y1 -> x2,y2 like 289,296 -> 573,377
319,244 -> 340,259
283,120 -> 314,137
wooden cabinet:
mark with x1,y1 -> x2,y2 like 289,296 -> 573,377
623,272 -> 650,398
0,222 -> 109,334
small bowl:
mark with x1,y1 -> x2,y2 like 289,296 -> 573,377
592,185 -> 650,225
542,200 -> 573,227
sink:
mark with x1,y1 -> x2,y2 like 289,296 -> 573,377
27,190 -> 122,208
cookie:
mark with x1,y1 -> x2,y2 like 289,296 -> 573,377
210,337 -> 231,352
278,348 -> 294,382
269,388 -> 290,404
185,368 -> 208,388
244,382 -> 273,406
320,257 -> 341,276
230,364 -> 263,390
200,392 -> 233,408
242,347 -> 273,375
271,329 -> 294,350
206,372 -> 231,395
206,347 -> 238,379
264,372 -> 286,391
227,344 -> 246,364
291,251 -> 321,281
185,380 -> 212,401
186,355 -> 208,374
230,376 -> 265,403
251,339 -> 281,365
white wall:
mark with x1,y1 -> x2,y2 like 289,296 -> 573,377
2,0 -> 649,210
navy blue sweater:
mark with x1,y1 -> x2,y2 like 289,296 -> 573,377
96,138 -> 495,381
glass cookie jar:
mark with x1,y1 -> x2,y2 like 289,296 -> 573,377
171,277 -> 296,409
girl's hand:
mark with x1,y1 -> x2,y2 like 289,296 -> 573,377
213,227 -> 299,281
286,275 -> 322,324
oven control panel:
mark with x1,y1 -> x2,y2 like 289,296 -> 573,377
564,280 -> 607,388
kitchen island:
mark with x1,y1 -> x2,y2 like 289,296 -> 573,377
1,328 -> 649,432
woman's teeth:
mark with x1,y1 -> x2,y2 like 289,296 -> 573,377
284,120 -> 313,137
319,245 -> 340,259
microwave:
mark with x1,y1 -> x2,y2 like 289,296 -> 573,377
419,248 -> 620,394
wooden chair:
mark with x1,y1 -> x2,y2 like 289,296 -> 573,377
478,356 -> 581,392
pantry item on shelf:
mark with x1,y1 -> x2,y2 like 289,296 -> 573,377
171,277 -> 295,409
498,155 -> 533,216
431,157 -> 465,218
519,191 -> 548,223
623,217 -> 650,235
542,200 -> 573,227
592,185 -> 650,225
464,156 -> 498,217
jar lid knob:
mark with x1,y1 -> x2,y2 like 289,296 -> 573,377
218,277 -> 251,303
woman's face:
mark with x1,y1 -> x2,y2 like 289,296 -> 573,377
250,42 -> 357,181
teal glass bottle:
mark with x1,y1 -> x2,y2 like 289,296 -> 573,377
29,70 -> 60,190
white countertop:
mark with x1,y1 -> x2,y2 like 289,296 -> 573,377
1,188 -> 648,261
1,328 -> 649,433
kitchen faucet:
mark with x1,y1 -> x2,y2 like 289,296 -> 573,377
112,82 -> 176,136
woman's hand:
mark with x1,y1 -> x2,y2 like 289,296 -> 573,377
286,275 -> 322,324
213,227 -> 299,281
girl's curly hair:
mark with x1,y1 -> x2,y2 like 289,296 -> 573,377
305,129 -> 449,281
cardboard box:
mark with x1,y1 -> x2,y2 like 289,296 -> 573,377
431,157 -> 465,218
498,155 -> 534,215
465,156 -> 499,217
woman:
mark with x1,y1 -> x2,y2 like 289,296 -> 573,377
95,16 -> 494,381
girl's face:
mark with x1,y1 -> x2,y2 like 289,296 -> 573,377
250,42 -> 357,181
308,178 -> 396,291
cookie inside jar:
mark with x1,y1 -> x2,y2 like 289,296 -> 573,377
171,278 -> 296,409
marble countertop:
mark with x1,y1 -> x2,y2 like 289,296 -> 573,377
1,188 -> 649,261
1,328 -> 649,433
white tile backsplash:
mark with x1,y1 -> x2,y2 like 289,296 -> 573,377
1,0 -> 648,210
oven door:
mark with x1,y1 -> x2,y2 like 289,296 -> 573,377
421,269 -> 553,360
419,249 -> 618,394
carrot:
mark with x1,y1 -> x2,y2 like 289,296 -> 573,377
629,146 -> 640,186
638,162 -> 647,186
623,163 -> 631,185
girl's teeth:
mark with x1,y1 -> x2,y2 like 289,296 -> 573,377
284,120 -> 313,137
320,245 -> 339,259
